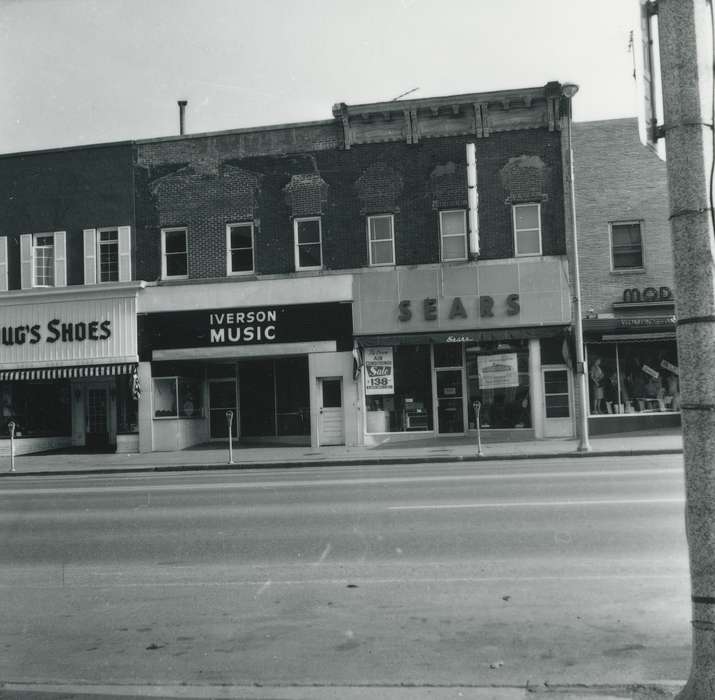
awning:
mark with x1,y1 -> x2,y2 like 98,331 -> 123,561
0,363 -> 138,382
593,332 -> 677,344
582,317 -> 676,337
355,325 -> 567,347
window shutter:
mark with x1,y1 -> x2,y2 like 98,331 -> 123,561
0,237 -> 7,292
118,225 -> 131,282
53,231 -> 66,287
83,229 -> 97,284
20,234 -> 32,289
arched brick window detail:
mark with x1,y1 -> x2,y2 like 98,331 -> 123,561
283,173 -> 329,217
430,161 -> 468,210
499,155 -> 548,204
354,162 -> 403,214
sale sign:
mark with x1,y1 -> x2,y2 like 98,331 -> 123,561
364,347 -> 394,395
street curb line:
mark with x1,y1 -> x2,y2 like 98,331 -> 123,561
0,448 -> 684,477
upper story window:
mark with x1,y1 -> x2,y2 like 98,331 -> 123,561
33,234 -> 55,286
294,217 -> 322,270
161,228 -> 188,280
610,221 -> 644,270
226,223 -> 254,275
512,203 -> 542,257
20,232 -> 66,289
368,214 -> 395,266
84,226 -> 132,284
439,210 -> 467,262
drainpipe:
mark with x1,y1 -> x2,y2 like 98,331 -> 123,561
178,100 -> 187,135
466,143 -> 479,257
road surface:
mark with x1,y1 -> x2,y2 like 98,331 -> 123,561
0,454 -> 690,691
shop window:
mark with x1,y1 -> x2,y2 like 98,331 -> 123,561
512,203 -> 542,257
466,341 -> 531,429
226,223 -> 254,275
439,210 -> 467,262
587,340 -> 680,415
365,345 -> 433,433
153,376 -> 203,418
1,381 -> 71,437
294,217 -> 322,270
367,214 -> 395,266
161,228 -> 188,279
610,221 -> 644,270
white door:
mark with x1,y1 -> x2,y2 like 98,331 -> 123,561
318,378 -> 344,446
542,366 -> 574,437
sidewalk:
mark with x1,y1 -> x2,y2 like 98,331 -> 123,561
1,428 -> 684,477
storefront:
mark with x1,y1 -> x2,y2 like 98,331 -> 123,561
583,289 -> 680,434
136,277 -> 356,452
0,284 -> 142,456
352,258 -> 573,444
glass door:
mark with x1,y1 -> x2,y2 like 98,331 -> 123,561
209,379 -> 237,439
86,384 -> 110,449
433,344 -> 465,434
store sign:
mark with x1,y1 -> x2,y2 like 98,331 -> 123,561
364,347 -> 394,395
622,286 -> 673,303
139,302 -> 353,355
1,319 -> 111,346
477,353 -> 519,389
398,295 -> 520,322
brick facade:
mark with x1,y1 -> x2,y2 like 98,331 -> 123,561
572,119 -> 673,314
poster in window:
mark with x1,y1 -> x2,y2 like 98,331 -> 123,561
477,353 -> 519,390
364,347 -> 394,395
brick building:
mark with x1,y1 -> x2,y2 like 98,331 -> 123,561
1,82 -> 583,454
572,118 -> 679,433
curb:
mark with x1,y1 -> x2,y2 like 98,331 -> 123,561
1,447 -> 684,477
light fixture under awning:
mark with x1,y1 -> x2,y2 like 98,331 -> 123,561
0,363 -> 138,382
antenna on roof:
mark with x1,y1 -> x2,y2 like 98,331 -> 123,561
392,87 -> 419,101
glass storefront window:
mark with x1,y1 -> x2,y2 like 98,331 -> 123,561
365,345 -> 433,433
466,341 -> 531,429
153,377 -> 203,419
587,340 -> 680,414
1,381 -> 71,437
116,375 -> 138,433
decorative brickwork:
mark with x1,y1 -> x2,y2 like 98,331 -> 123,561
430,161 -> 468,210
283,174 -> 329,217
354,162 -> 404,214
500,155 -> 547,204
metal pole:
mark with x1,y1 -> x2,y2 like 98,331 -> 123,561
656,1 -> 715,697
562,84 -> 592,452
8,421 -> 15,473
474,401 -> 484,457
226,410 -> 235,465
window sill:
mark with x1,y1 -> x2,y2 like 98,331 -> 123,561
609,269 -> 646,275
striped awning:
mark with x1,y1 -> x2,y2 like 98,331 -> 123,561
0,363 -> 137,382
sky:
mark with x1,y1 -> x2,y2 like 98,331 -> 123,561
0,0 -> 643,154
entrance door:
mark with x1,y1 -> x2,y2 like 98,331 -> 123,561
436,368 -> 465,434
209,379 -> 238,439
319,378 -> 344,446
542,367 -> 573,437
86,384 -> 110,449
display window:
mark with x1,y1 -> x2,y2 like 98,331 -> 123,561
365,345 -> 433,433
1,381 -> 71,437
153,376 -> 203,418
587,340 -> 680,415
465,341 -> 531,429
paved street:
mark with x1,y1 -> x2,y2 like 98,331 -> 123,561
0,454 -> 690,694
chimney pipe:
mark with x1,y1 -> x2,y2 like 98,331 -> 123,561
178,100 -> 187,135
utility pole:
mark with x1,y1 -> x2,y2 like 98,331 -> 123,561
657,1 -> 715,697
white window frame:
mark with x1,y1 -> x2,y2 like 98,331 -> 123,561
293,216 -> 323,271
33,233 -> 56,287
609,220 -> 645,272
512,203 -> 542,257
367,214 -> 395,267
226,222 -> 255,276
439,209 -> 468,262
161,227 -> 188,280
97,228 -> 120,283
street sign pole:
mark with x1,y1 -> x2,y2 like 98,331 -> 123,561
226,410 -> 235,465
7,420 -> 15,473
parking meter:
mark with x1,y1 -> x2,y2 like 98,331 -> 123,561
473,401 -> 484,457
225,410 -> 235,464
7,420 -> 16,473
